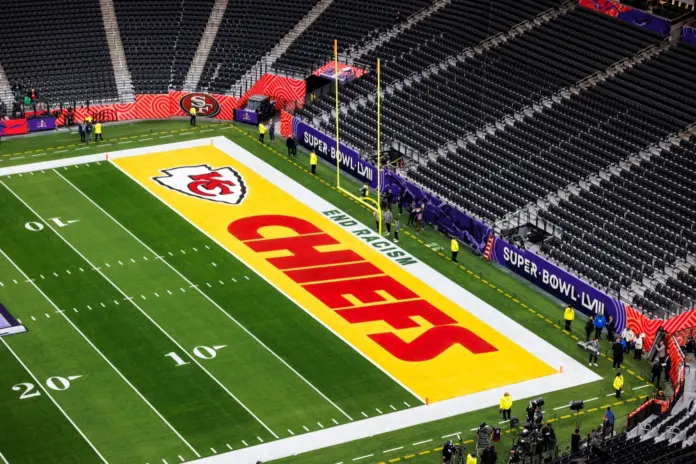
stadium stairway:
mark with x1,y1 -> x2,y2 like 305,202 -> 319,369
99,0 -> 135,102
183,0 -> 230,91
229,0 -> 336,95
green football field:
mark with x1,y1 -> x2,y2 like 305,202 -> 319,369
0,121 -> 659,464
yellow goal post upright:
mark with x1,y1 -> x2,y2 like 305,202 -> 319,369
333,40 -> 383,234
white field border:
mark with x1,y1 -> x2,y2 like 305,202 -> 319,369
0,138 -> 602,464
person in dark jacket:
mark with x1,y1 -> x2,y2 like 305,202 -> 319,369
612,337 -> 624,369
664,356 -> 671,384
650,360 -> 662,388
397,188 -> 406,215
585,318 -> 595,342
407,201 -> 416,226
385,188 -> 393,210
606,316 -> 616,341
571,428 -> 581,453
481,445 -> 497,464
286,136 -> 296,156
268,120 -> 275,142
78,121 -> 85,143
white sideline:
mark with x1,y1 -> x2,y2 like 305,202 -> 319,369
0,451 -> 9,464
53,169 -> 354,422
0,248 -> 202,458
0,138 -> 602,464
0,338 -> 108,463
0,177 -> 279,440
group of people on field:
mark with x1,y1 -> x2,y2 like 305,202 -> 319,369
77,115 -> 102,143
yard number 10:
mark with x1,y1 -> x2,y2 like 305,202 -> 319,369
165,345 -> 226,367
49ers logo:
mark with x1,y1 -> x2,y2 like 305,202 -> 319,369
153,165 -> 248,205
179,93 -> 221,117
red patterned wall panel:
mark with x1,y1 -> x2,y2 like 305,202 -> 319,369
237,74 -> 306,111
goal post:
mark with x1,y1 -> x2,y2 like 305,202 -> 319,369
333,40 -> 383,233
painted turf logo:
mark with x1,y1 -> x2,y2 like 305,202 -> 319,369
153,165 -> 248,205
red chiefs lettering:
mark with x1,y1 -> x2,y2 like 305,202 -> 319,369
228,215 -> 497,362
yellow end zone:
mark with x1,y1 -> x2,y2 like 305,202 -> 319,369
114,146 -> 556,402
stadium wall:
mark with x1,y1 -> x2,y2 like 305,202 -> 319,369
683,23 -> 696,45
51,92 -> 237,126
579,0 -> 672,36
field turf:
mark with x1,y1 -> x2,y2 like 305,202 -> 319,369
0,121 -> 658,464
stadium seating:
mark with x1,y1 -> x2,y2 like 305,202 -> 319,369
0,0 -> 119,103
552,401 -> 696,464
197,0 -> 319,93
273,0 -> 432,74
114,0 -> 216,94
296,0 -> 565,124
533,43 -> 696,312
301,7 -> 661,159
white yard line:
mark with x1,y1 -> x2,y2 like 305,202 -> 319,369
412,439 -> 432,446
633,385 -> 652,390
0,337 -> 108,463
0,451 -> 9,464
0,248 -> 201,458
0,180 -> 278,440
383,447 -> 404,453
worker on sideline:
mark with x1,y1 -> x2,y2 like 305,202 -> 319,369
258,122 -> 266,143
634,333 -> 644,360
309,151 -> 317,175
189,106 -> 196,126
563,305 -> 575,331
613,371 -> 624,398
383,209 -> 393,237
466,452 -> 477,464
94,121 -> 103,142
268,120 -> 275,142
451,237 -> 459,263
499,392 -> 513,421
373,209 -> 381,231
393,217 -> 400,243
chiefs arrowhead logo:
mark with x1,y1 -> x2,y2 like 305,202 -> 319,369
153,165 -> 248,205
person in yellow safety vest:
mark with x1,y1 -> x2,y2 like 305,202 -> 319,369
564,306 -> 575,332
499,392 -> 513,421
189,107 -> 197,126
466,452 -> 477,464
613,371 -> 624,398
451,238 -> 459,263
258,122 -> 266,143
309,151 -> 317,175
85,115 -> 93,124
94,122 -> 103,142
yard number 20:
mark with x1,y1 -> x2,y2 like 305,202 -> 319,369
12,375 -> 82,400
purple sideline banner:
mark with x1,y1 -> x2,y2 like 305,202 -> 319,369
292,118 -> 379,188
234,109 -> 259,125
27,117 -> 55,132
290,116 -> 492,251
683,24 -> 696,46
491,237 -> 627,331
580,0 -> 671,37
382,171 -> 492,253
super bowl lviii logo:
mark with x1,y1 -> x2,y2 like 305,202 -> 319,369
153,165 -> 248,205
179,93 -> 221,118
